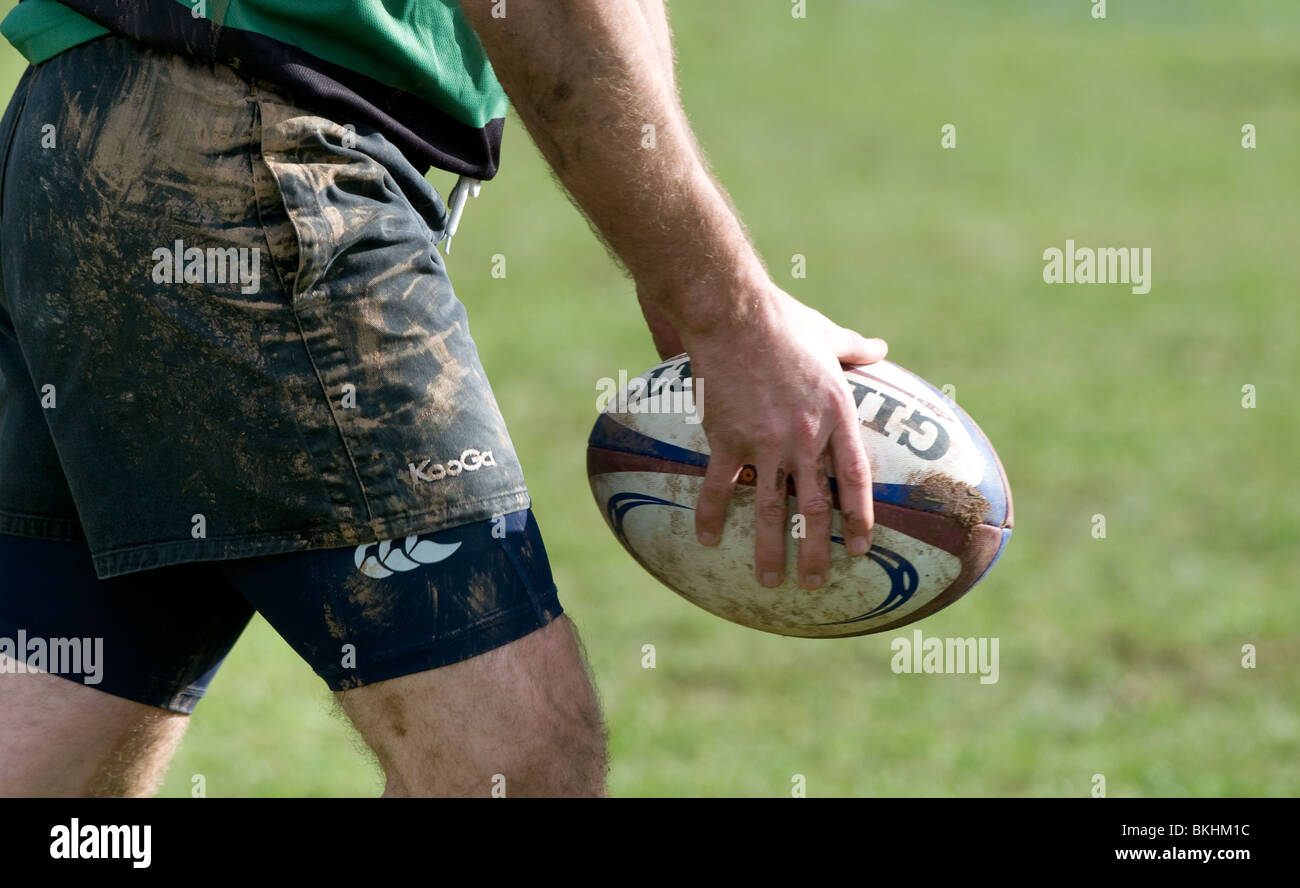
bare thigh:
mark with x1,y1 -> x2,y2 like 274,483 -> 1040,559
0,664 -> 187,797
337,616 -> 607,797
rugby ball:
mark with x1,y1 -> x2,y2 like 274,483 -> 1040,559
587,355 -> 1012,638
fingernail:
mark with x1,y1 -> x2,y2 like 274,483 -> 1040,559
850,536 -> 870,555
803,574 -> 823,589
760,571 -> 780,588
698,531 -> 717,546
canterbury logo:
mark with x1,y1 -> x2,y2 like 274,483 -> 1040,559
408,448 -> 496,484
354,535 -> 462,579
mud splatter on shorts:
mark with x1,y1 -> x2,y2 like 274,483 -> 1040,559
0,36 -> 562,710
0,35 -> 531,575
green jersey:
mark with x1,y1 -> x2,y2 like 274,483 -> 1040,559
1,0 -> 510,178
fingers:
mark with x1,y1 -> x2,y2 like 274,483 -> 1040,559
695,448 -> 739,546
832,327 -> 889,367
829,407 -> 874,556
699,402 -> 873,591
793,456 -> 833,589
753,460 -> 790,588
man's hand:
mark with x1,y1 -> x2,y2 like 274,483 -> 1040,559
667,280 -> 886,589
462,0 -> 887,588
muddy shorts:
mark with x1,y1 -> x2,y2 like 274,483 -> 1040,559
0,509 -> 562,713
0,35 -> 560,709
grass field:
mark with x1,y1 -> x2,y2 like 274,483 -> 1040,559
1,1 -> 1296,797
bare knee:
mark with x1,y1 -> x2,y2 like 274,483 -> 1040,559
382,693 -> 607,798
341,616 -> 608,797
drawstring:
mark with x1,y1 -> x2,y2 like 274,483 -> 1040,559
441,175 -> 481,254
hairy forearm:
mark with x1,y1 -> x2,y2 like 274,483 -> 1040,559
462,0 -> 768,337
635,0 -> 675,92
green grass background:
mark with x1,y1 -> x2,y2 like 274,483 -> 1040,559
1,0 -> 1295,796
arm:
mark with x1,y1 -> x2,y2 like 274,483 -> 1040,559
461,0 -> 887,588
635,0 -> 677,99
629,0 -> 688,359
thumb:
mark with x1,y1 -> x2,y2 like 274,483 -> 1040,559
831,326 -> 888,366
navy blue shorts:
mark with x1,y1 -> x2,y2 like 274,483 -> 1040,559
0,509 -> 562,713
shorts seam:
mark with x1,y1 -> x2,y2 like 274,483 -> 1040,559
245,85 -> 295,301
0,65 -> 36,222
0,508 -> 85,541
249,84 -> 378,523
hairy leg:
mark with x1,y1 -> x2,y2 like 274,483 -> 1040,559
337,616 -> 607,798
0,665 -> 188,797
